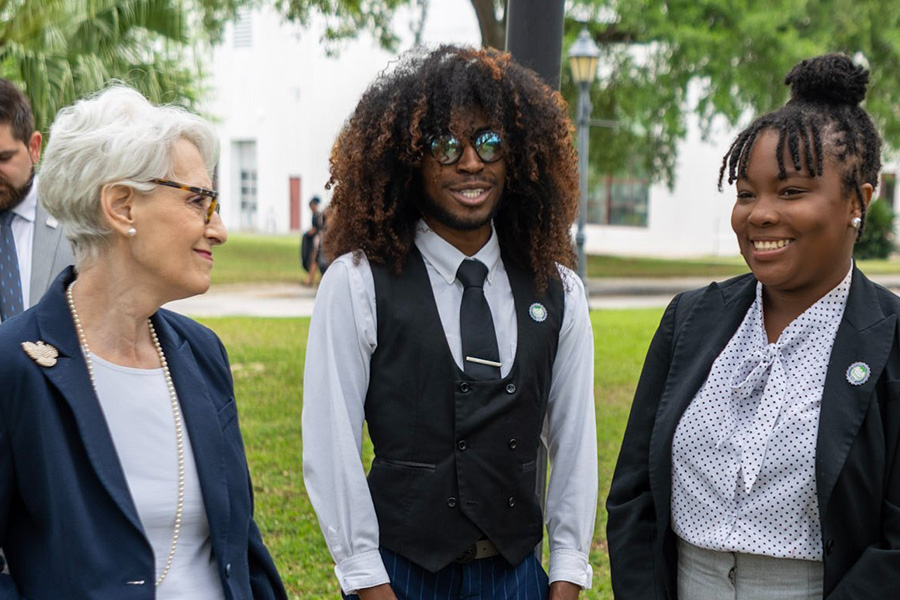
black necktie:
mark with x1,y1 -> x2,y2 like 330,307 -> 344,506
0,210 -> 23,320
457,259 -> 501,379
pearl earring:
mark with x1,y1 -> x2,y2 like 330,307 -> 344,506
128,227 -> 137,237
851,217 -> 862,230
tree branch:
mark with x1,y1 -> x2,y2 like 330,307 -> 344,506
469,0 -> 505,49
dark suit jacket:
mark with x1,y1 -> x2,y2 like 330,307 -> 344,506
607,268 -> 900,599
0,268 -> 287,599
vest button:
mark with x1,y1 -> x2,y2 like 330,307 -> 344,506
508,438 -> 517,449
225,562 -> 232,578
825,538 -> 835,555
459,382 -> 471,393
457,440 -> 467,451
508,496 -> 516,507
447,497 -> 457,508
506,383 -> 516,394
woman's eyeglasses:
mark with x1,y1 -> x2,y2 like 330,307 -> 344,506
427,130 -> 503,166
152,179 -> 220,224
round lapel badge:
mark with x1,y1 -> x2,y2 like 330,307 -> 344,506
846,361 -> 871,386
529,302 -> 548,323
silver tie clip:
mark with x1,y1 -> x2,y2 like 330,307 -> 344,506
466,356 -> 502,368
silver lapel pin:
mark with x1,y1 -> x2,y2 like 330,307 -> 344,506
846,361 -> 871,386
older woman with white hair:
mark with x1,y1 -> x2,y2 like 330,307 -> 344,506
0,86 -> 287,599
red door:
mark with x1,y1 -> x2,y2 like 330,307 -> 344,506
289,176 -> 301,231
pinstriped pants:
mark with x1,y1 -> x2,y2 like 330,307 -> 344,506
344,548 -> 550,600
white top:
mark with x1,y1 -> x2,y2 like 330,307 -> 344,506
91,353 -> 226,598
8,182 -> 36,309
671,266 -> 852,560
302,221 -> 597,593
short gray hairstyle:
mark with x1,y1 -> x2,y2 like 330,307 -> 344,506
38,85 -> 219,264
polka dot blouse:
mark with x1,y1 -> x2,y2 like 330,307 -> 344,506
671,266 -> 852,561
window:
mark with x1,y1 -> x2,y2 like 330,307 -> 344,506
233,141 -> 258,230
587,173 -> 650,227
233,8 -> 252,48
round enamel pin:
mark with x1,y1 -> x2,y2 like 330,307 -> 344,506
529,302 -> 548,323
846,362 -> 871,386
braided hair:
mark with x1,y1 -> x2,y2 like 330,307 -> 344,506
718,53 -> 882,240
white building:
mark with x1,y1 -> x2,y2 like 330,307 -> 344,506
206,3 -> 479,236
205,4 -> 896,258
583,115 -> 739,258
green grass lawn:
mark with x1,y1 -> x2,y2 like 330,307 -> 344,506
213,233 -> 900,285
585,254 -> 749,279
211,234 -> 304,285
199,308 -> 663,598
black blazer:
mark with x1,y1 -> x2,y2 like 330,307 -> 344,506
0,268 -> 287,599
607,268 -> 900,599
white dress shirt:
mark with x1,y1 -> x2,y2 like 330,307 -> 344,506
8,182 -> 36,309
302,221 -> 597,593
672,266 -> 852,560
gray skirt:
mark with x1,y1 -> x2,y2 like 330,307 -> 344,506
677,537 -> 824,600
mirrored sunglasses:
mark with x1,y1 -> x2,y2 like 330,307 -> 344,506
428,130 -> 503,165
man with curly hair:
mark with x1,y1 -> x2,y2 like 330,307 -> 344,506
302,46 -> 597,600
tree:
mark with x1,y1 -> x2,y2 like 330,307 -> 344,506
276,0 -> 900,188
276,0 -> 506,51
469,0 -> 505,49
855,198 -> 896,260
565,0 -> 900,186
0,0 -> 239,133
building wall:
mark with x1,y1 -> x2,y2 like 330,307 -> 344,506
206,3 -> 479,236
585,115 -> 740,258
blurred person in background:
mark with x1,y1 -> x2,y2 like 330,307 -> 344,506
0,78 -> 73,322
301,195 -> 325,285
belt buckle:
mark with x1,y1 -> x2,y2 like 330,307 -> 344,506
455,543 -> 477,565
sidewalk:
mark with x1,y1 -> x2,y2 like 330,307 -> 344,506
164,273 -> 900,318
165,283 -> 318,318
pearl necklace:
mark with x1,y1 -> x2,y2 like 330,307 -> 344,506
66,281 -> 184,587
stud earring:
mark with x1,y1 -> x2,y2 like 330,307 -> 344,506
851,217 -> 862,230
128,227 -> 137,237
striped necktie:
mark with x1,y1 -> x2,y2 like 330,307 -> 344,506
0,210 -> 24,319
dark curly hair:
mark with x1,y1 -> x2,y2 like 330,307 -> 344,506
718,53 -> 882,241
324,45 -> 579,290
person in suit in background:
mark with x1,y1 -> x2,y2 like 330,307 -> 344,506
608,54 -> 900,599
0,78 -> 73,322
0,86 -> 287,599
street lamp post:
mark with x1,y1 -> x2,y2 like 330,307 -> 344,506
568,28 -> 600,286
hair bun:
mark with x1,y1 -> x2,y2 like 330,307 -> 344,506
784,53 -> 869,106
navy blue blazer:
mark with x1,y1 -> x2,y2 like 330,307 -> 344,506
607,268 -> 900,599
0,268 -> 287,599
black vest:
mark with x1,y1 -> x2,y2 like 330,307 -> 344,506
366,249 -> 564,572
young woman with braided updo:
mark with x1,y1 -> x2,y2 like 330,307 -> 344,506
608,53 -> 900,599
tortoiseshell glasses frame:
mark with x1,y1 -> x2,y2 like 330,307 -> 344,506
152,178 -> 220,224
